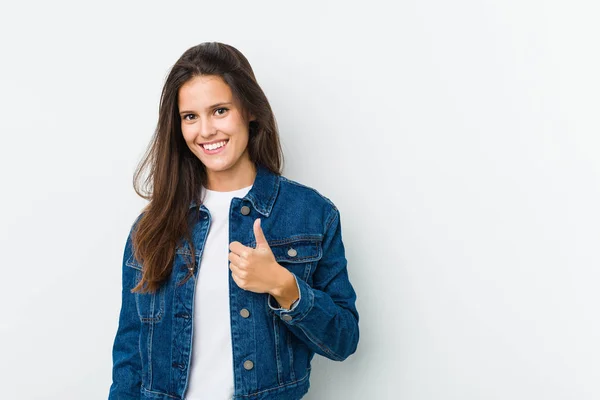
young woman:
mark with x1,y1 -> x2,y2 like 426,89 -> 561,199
109,42 -> 359,400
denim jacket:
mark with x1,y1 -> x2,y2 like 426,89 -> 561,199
109,164 -> 359,399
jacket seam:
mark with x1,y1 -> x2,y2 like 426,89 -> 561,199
286,329 -> 296,381
245,234 -> 323,248
236,367 -> 311,398
141,386 -> 180,399
126,258 -> 142,271
324,206 -> 338,233
147,312 -> 155,389
295,322 -> 344,361
272,315 -> 283,385
279,176 -> 336,209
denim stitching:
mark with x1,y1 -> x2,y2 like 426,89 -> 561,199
270,240 -> 323,264
147,296 -> 155,387
128,247 -> 195,264
264,172 -> 280,215
266,235 -> 323,245
244,234 -> 323,248
133,271 -> 143,321
272,315 -> 283,385
302,261 -> 314,282
125,256 -> 142,271
243,171 -> 279,217
131,268 -> 165,324
137,294 -> 164,324
280,176 -> 336,210
236,367 -> 311,398
286,329 -> 296,381
140,386 -> 180,399
324,206 -> 338,232
296,322 -> 344,361
136,273 -> 145,389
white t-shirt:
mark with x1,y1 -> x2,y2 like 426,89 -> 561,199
185,184 -> 253,400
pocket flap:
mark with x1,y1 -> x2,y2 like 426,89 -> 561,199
269,238 -> 322,263
125,252 -> 143,271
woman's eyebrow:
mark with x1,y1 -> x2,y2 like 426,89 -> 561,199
179,102 -> 233,115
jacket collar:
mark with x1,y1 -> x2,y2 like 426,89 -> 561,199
189,163 -> 280,217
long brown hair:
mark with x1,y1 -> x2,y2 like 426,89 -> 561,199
130,42 -> 284,294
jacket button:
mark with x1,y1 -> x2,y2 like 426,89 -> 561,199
243,360 -> 254,370
240,205 -> 250,215
282,314 -> 293,322
287,248 -> 297,257
240,308 -> 250,318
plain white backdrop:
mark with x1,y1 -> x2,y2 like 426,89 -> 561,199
1,1 -> 599,399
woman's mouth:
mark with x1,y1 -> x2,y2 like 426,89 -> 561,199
201,139 -> 229,155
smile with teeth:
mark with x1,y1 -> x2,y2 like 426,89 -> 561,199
202,140 -> 228,151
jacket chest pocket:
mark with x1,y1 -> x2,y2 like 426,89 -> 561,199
125,253 -> 166,324
269,237 -> 322,282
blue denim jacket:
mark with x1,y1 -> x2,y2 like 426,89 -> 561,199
109,164 -> 359,399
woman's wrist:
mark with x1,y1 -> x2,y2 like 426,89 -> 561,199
270,266 -> 300,309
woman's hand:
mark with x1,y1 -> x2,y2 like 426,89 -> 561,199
229,218 -> 299,307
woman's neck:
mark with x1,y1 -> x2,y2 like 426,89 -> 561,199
204,160 -> 256,192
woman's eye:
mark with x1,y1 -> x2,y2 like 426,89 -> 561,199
183,114 -> 195,121
215,107 -> 228,116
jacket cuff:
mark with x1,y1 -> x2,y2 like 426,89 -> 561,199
268,273 -> 314,324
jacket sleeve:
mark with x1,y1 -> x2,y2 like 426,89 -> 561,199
108,224 -> 142,399
268,206 -> 360,361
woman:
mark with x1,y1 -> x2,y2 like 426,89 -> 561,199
109,42 -> 359,400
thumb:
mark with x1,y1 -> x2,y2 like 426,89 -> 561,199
253,218 -> 270,250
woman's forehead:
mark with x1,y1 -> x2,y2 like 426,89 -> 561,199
179,75 -> 230,100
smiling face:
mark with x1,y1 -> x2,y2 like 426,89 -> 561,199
178,74 -> 256,191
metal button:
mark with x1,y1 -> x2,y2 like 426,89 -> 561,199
240,308 -> 250,318
287,248 -> 297,257
240,205 -> 250,215
243,360 -> 254,370
282,314 -> 293,322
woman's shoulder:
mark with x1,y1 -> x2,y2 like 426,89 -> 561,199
277,174 -> 339,213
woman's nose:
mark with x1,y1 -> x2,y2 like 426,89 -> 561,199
199,117 -> 216,138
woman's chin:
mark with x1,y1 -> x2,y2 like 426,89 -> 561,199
202,160 -> 233,173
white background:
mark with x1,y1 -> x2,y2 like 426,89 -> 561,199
1,1 -> 599,399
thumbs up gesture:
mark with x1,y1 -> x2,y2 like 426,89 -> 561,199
229,219 -> 297,303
